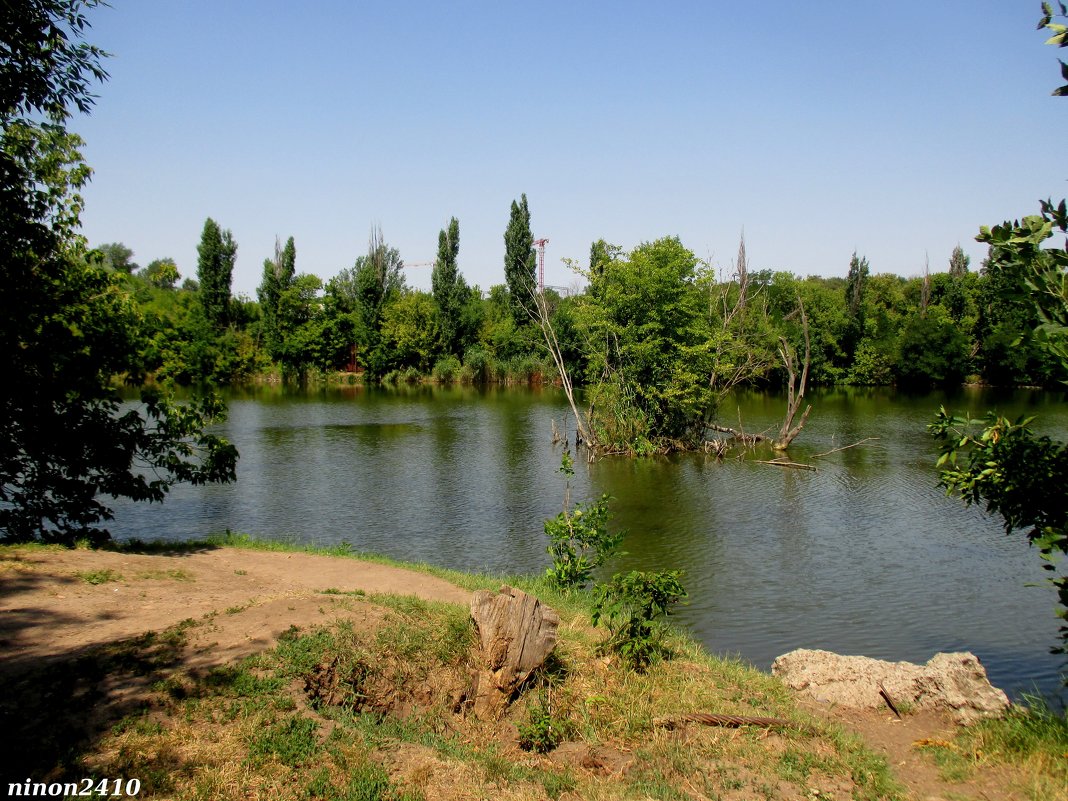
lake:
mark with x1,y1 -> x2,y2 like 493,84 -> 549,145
109,384 -> 1068,699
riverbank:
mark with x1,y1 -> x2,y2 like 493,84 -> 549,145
0,540 -> 1060,800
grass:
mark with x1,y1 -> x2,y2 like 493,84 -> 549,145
74,567 -> 123,584
15,534 -> 1064,799
915,693 -> 1068,800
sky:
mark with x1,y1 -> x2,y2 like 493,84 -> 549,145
73,1 -> 1068,299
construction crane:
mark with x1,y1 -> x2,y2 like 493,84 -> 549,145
533,238 -> 549,292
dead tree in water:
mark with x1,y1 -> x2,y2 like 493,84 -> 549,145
773,298 -> 812,450
708,296 -> 812,451
528,286 -> 597,453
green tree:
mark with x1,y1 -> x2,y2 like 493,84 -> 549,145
503,193 -> 536,325
949,244 -> 970,278
843,251 -> 869,360
0,0 -> 237,544
352,226 -> 405,378
895,306 -> 969,387
380,290 -> 439,373
257,236 -> 297,365
577,237 -> 715,452
196,217 -> 237,331
140,257 -> 180,289
933,4 -> 1068,656
431,216 -> 465,357
95,241 -> 137,273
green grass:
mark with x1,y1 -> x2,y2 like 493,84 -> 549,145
928,694 -> 1068,800
75,568 -> 123,584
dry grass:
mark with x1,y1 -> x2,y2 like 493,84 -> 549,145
41,591 -> 907,801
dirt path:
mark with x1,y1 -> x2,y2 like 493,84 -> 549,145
0,546 -> 470,676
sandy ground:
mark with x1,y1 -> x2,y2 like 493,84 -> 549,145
0,546 -> 1032,800
0,546 -> 470,677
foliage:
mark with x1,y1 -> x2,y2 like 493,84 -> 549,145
591,569 -> 687,671
95,240 -> 137,273
0,0 -> 238,545
843,251 -> 870,360
895,306 -> 970,387
503,193 -> 536,325
351,226 -> 406,378
517,691 -> 566,754
140,257 -> 179,289
931,409 -> 1067,651
257,236 -> 296,364
931,5 -> 1068,661
948,244 -> 970,278
543,451 -> 625,590
195,218 -> 237,331
431,216 -> 467,357
380,290 -> 439,374
576,237 -> 718,452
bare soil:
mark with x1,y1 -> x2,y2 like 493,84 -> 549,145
0,546 -> 1036,800
0,545 -> 469,677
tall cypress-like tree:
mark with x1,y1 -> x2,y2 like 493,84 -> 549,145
503,193 -> 535,324
258,236 -> 296,360
353,226 -> 405,377
843,251 -> 870,361
197,218 -> 237,330
432,216 -> 464,356
948,244 -> 970,278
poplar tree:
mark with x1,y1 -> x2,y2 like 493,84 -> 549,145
504,193 -> 536,324
948,244 -> 970,278
843,251 -> 869,360
196,218 -> 237,330
258,236 -> 296,360
432,216 -> 465,356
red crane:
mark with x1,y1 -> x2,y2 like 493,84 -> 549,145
533,238 -> 549,292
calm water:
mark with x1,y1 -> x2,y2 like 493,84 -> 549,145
109,384 -> 1068,699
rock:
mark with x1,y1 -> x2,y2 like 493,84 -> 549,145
771,648 -> 1009,724
468,585 -> 559,718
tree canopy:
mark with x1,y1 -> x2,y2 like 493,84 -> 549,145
0,1 -> 237,545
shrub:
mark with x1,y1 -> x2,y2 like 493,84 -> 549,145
543,452 -> 625,591
591,570 -> 687,671
462,345 -> 492,382
431,355 -> 462,383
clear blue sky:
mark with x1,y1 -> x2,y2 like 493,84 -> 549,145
74,1 -> 1067,298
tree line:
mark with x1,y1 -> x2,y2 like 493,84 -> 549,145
100,214 -> 1064,403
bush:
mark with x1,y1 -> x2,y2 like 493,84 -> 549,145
517,691 -> 565,753
462,345 -> 492,382
591,570 -> 687,671
543,452 -> 625,591
431,355 -> 461,383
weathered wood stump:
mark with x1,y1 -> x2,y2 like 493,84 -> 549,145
468,585 -> 559,718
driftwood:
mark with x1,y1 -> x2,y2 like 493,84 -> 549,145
654,713 -> 793,730
468,586 -> 559,718
811,437 -> 878,458
755,459 -> 817,472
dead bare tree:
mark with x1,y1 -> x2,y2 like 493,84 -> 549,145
706,235 -> 774,403
772,297 -> 811,450
707,295 -> 812,451
527,285 -> 597,453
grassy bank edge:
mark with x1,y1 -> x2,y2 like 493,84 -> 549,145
10,534 -> 1067,799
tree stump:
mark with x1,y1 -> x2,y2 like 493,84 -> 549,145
468,585 -> 559,718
